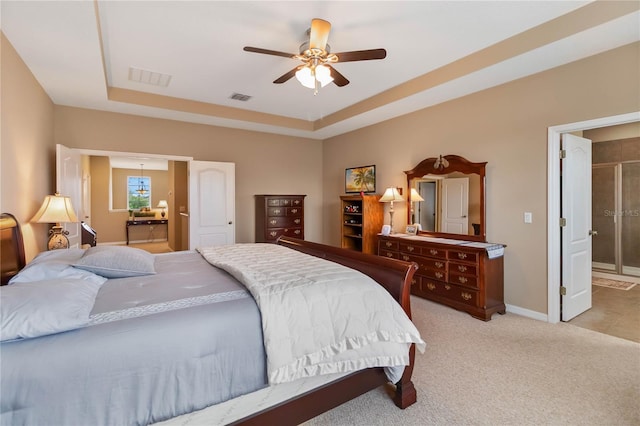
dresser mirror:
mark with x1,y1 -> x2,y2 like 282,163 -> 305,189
405,155 -> 487,242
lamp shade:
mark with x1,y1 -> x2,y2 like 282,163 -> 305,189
31,193 -> 79,224
379,187 -> 404,203
157,200 -> 168,209
410,188 -> 424,202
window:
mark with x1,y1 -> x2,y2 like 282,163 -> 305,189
127,176 -> 151,209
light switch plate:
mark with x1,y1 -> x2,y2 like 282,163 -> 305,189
524,212 -> 533,223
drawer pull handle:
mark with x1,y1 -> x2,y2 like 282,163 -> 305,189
435,272 -> 444,279
386,252 -> 394,258
269,219 -> 277,225
294,230 -> 301,235
407,246 -> 414,252
386,241 -> 393,248
430,249 -> 438,255
458,252 -> 467,260
291,209 -> 298,214
402,255 -> 410,261
426,283 -> 436,291
411,279 -> 417,286
274,209 -> 281,214
458,265 -> 467,272
435,261 -> 444,269
461,292 -> 472,301
294,219 -> 301,224
444,284 -> 451,290
459,276 -> 468,284
269,231 -> 277,237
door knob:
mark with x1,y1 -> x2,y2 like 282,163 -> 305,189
228,221 -> 233,225
589,230 -> 598,236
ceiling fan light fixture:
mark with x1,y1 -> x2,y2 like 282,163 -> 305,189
295,64 -> 334,91
295,66 -> 315,89
315,64 -> 334,87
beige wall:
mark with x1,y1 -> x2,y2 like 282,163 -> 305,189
0,33 -> 55,260
54,106 -> 324,244
323,42 -> 640,315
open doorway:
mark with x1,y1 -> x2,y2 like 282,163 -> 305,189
547,112 -> 640,342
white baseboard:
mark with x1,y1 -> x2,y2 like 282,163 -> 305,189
505,304 -> 548,322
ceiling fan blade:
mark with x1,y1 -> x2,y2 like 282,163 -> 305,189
273,67 -> 300,84
309,18 -> 331,50
327,65 -> 349,87
243,46 -> 296,59
333,49 -> 387,62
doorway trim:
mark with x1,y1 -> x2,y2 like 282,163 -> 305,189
547,111 -> 640,324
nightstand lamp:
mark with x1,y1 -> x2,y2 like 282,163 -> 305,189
157,200 -> 168,218
379,187 -> 404,234
31,193 -> 79,250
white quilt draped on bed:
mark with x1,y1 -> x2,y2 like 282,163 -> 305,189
197,243 -> 425,385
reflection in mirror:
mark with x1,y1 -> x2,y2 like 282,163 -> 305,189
405,155 -> 486,242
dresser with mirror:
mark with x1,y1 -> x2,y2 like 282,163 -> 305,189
377,155 -> 506,321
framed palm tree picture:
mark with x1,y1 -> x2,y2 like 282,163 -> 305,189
345,165 -> 376,193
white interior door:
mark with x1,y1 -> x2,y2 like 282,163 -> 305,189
56,144 -> 82,248
189,161 -> 235,249
561,133 -> 592,321
441,177 -> 469,234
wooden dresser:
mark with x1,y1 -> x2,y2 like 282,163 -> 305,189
255,195 -> 306,243
378,234 -> 505,321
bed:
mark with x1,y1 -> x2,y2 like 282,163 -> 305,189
0,212 -> 423,425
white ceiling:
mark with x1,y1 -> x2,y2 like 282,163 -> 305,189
1,1 -> 638,140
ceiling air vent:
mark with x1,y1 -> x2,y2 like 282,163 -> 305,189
128,67 -> 172,87
230,93 -> 252,102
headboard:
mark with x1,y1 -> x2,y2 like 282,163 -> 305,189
1,213 -> 26,285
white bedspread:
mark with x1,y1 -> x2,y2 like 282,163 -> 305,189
197,243 -> 425,384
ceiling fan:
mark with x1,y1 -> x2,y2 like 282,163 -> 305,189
243,18 -> 386,94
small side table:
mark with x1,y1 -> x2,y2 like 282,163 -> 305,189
126,219 -> 168,245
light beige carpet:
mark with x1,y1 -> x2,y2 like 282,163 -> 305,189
305,296 -> 640,426
592,276 -> 637,291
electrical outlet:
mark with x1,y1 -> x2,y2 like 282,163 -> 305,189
524,212 -> 533,223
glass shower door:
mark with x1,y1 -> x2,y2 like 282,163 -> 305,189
622,162 -> 640,277
592,165 -> 617,272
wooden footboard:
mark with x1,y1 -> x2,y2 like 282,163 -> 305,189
234,237 -> 419,425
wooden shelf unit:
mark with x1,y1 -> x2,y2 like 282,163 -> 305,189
340,194 -> 383,254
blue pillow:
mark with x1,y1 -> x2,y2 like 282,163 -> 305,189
74,246 -> 156,279
1,278 -> 101,341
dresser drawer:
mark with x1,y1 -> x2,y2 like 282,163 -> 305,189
265,227 -> 304,241
449,250 -> 479,263
283,227 -> 303,238
380,249 -> 399,259
449,272 -> 479,289
267,216 -> 302,228
423,246 -> 447,259
449,262 -> 477,276
379,239 -> 399,251
420,279 -> 478,307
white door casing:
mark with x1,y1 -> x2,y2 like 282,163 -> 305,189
441,177 -> 469,234
189,161 -> 235,249
560,134 -> 592,321
547,112 -> 639,324
56,144 -> 82,248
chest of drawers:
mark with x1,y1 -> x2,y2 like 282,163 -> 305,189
378,234 -> 505,321
255,195 -> 306,243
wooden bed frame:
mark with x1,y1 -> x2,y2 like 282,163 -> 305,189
0,213 -> 419,425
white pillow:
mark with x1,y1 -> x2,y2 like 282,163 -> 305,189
0,278 -> 102,342
73,246 -> 156,279
9,248 -> 106,285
